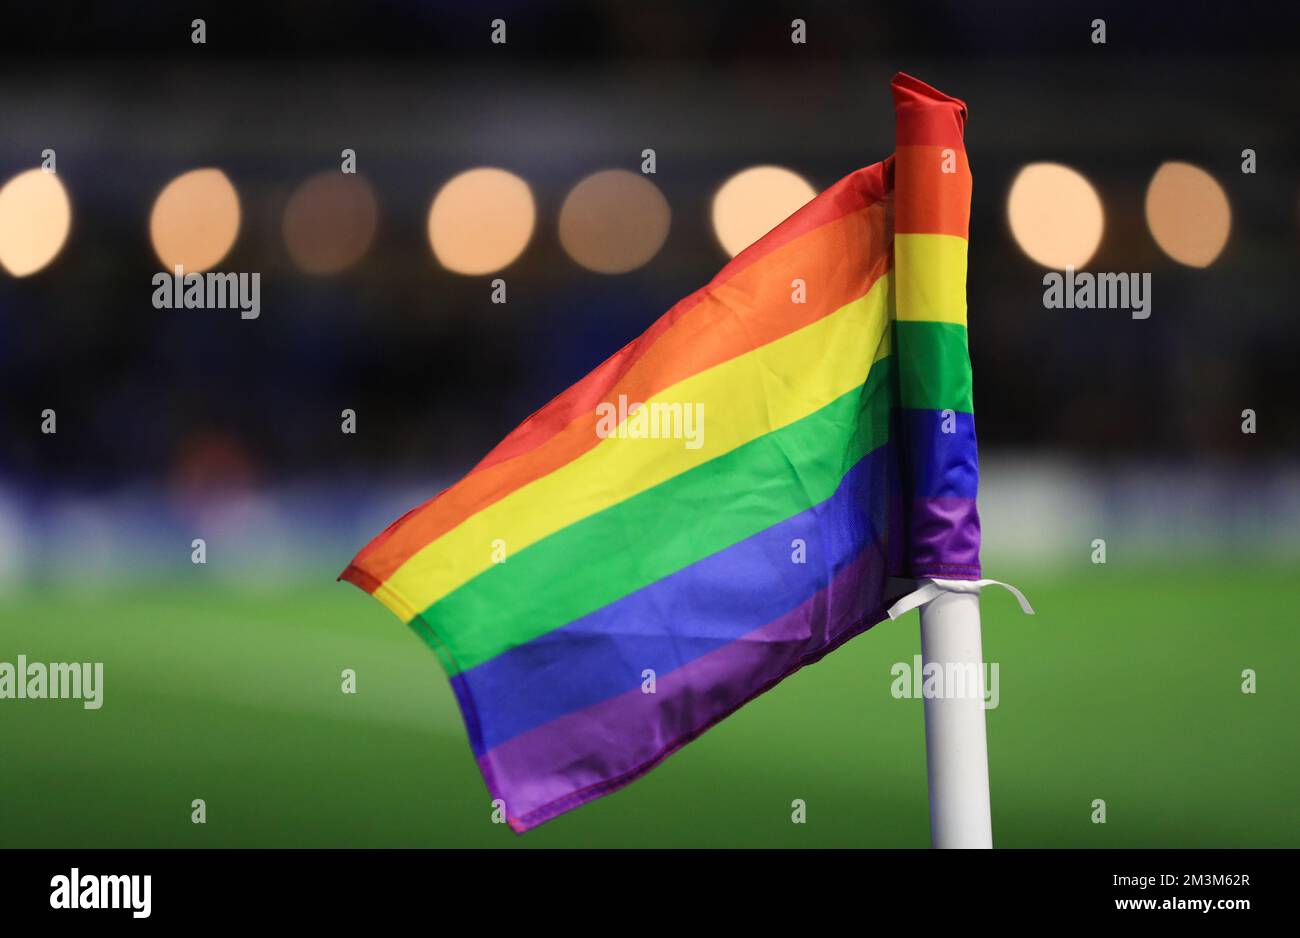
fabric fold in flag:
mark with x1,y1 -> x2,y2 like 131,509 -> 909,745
341,72 -> 980,832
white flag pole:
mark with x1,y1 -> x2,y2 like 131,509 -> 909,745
889,578 -> 1032,847
918,588 -> 993,849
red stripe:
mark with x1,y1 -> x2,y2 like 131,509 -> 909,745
892,72 -> 968,148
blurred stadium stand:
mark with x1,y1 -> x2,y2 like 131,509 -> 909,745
1,2 -> 1298,577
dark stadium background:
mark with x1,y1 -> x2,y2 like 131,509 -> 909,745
1,2 -> 1297,847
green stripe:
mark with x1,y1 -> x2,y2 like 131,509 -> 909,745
422,356 -> 896,674
894,320 -> 973,412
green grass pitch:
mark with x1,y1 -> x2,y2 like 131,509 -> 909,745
2,560 -> 1296,847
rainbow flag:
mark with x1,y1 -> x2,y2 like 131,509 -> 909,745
341,73 -> 978,832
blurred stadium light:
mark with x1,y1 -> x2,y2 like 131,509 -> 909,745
427,167 -> 535,274
283,172 -> 379,275
1145,161 -> 1231,267
149,168 -> 241,272
0,168 -> 71,277
558,169 -> 670,274
712,165 -> 817,257
1005,163 -> 1104,270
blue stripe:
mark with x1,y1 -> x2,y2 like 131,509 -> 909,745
901,408 -> 978,499
454,444 -> 894,754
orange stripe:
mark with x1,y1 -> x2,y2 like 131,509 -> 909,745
894,145 -> 970,239
352,198 -> 893,584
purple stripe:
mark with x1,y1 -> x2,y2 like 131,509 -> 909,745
908,496 -> 981,578
477,543 -> 890,832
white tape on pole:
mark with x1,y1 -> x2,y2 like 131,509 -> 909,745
888,577 -> 1035,620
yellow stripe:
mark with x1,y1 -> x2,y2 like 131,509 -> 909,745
895,233 -> 967,325
383,273 -> 895,618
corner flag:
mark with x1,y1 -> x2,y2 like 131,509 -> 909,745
342,73 -> 978,832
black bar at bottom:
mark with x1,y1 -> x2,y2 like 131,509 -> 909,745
0,848 -> 1281,924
